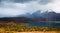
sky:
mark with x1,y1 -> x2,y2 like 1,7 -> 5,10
0,0 -> 60,17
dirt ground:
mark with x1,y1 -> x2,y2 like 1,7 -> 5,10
16,31 -> 60,33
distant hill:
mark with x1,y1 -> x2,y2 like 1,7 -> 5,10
0,17 -> 33,23
0,10 -> 60,23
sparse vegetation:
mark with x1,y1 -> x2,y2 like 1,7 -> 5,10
0,22 -> 60,32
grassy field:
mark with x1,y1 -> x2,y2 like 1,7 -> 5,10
0,22 -> 60,33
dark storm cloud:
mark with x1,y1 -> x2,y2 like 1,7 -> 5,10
12,0 -> 35,3
39,0 -> 52,5
0,0 -> 1,1
0,0 -> 3,7
0,0 -> 35,3
0,0 -> 1,2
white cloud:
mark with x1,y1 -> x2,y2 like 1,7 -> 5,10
46,0 -> 60,13
0,2 -> 28,16
0,1 -> 49,16
0,0 -> 60,17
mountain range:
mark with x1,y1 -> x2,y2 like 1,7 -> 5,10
0,10 -> 60,22
0,10 -> 60,28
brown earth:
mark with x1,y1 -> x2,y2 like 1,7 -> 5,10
16,31 -> 60,33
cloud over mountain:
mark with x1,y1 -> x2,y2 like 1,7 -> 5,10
0,0 -> 60,17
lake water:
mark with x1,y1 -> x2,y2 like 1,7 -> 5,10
28,22 -> 60,28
